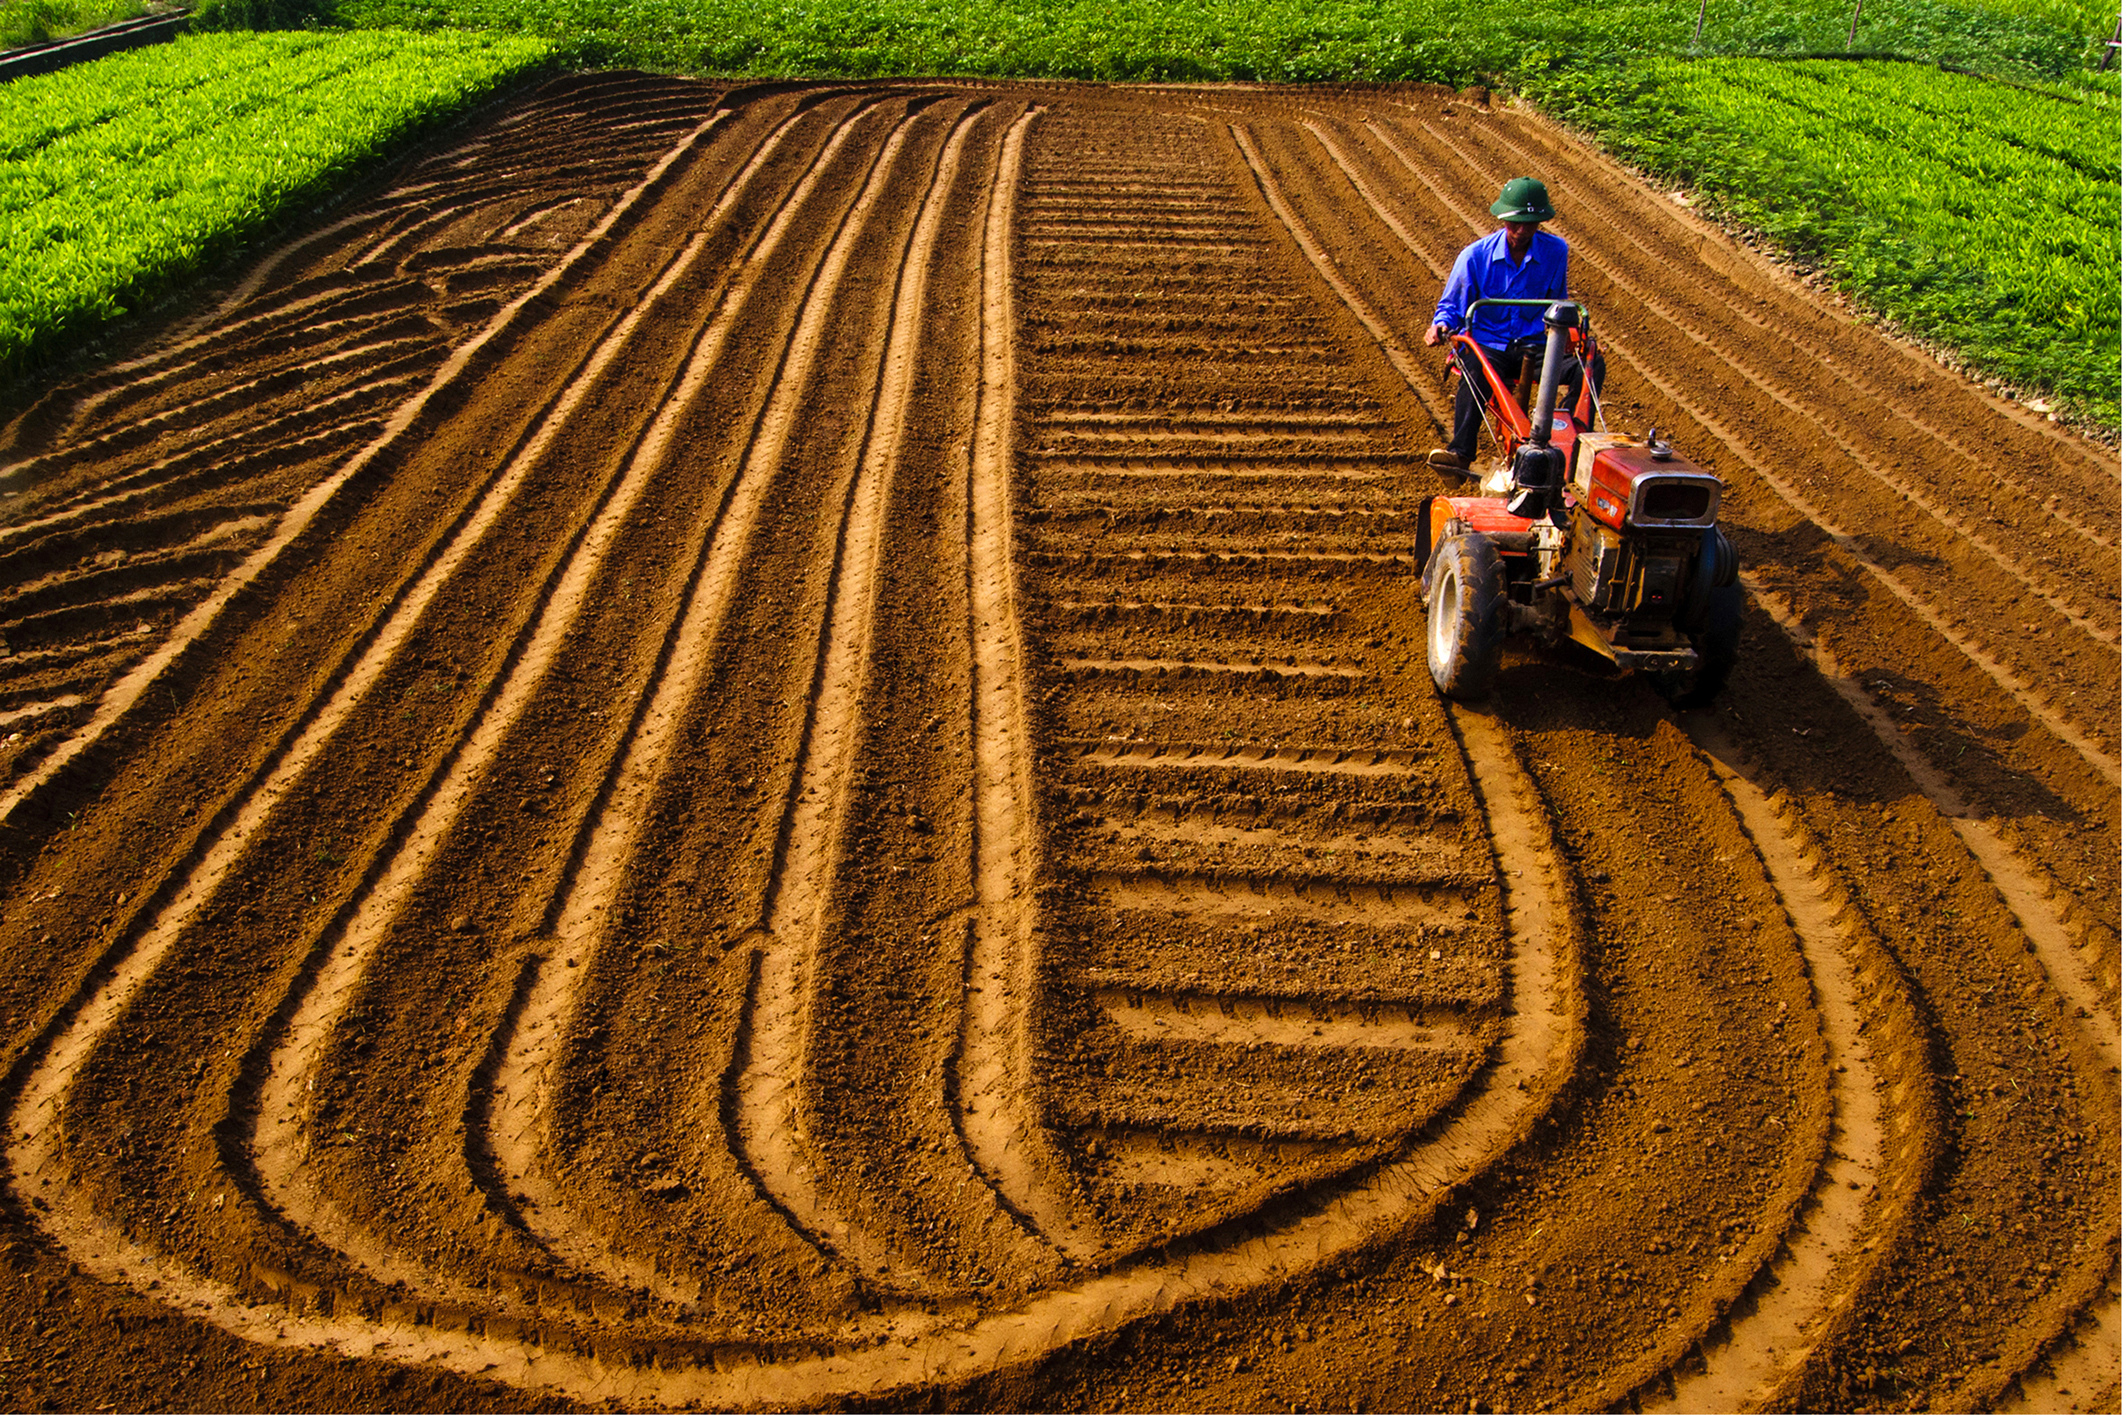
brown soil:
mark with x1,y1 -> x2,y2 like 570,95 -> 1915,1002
0,73 -> 2114,1413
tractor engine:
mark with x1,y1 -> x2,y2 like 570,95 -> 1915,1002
1565,433 -> 1729,624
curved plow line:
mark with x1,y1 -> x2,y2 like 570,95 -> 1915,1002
0,696 -> 86,729
1383,117 -> 2117,651
1740,574 -> 2122,1411
953,104 -> 1105,1265
0,404 -> 389,550
72,290 -> 427,443
729,105 -> 991,1297
1323,113 -> 2119,777
0,678 -> 1577,1407
353,196 -> 532,272
1457,115 -> 2120,555
499,196 -> 599,240
0,103 -> 741,833
1,102 -> 797,1323
1223,125 -> 1451,433
5,268 -> 407,462
219,116 -> 640,327
472,102 -> 902,1311
8,364 -> 423,544
179,196 -> 429,340
1634,721 -> 1898,1413
0,334 -> 439,504
1405,104 -> 2122,500
246,103 -> 850,1315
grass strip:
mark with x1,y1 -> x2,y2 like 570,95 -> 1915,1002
0,28 -> 552,377
0,0 -> 167,49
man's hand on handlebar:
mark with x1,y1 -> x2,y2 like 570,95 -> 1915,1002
1422,322 -> 1449,348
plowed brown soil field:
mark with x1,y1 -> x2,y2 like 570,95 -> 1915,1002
0,73 -> 2115,1413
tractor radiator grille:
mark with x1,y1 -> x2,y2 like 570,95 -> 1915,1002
1568,518 -> 1627,610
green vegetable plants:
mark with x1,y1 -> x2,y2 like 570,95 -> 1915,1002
0,29 -> 552,376
1526,56 -> 2120,422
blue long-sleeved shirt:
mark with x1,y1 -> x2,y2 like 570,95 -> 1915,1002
1432,228 -> 1571,349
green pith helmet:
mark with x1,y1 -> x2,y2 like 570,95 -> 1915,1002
1491,176 -> 1555,223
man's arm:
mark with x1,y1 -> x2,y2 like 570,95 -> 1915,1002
1424,242 -> 1478,348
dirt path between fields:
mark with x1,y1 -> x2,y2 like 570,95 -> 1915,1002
0,74 -> 2113,1413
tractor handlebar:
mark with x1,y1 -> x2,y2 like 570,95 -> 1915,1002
1464,297 -> 1591,326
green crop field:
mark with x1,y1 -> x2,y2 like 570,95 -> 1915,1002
0,28 -> 552,375
306,0 -> 2112,88
1525,55 -> 2120,421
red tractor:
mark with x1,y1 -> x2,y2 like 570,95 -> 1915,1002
1416,299 -> 1741,707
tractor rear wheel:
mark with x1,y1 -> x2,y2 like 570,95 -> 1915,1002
1426,533 -> 1506,700
1660,581 -> 1743,709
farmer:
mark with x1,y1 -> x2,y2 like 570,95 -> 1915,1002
1421,176 -> 1601,474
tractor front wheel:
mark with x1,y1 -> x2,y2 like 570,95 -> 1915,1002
1659,581 -> 1743,709
1426,533 -> 1506,700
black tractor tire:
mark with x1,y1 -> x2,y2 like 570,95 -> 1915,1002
1426,533 -> 1506,700
1660,581 -> 1743,709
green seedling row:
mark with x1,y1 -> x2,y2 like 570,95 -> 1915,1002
0,29 -> 552,375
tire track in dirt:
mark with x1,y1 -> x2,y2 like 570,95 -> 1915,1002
463,99 -> 903,1311
2000,1285 -> 2123,1415
1630,717 -> 1918,1411
0,79 -> 727,803
1225,125 -> 1449,433
9,75 -> 715,458
1012,102 -> 1562,1280
1737,573 -> 2123,1409
1740,574 -> 2120,1033
953,104 -> 1104,1263
1,75 -> 807,1355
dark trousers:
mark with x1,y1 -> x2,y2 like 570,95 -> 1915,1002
1450,341 -> 1605,460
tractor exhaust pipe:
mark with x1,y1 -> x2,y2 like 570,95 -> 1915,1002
1529,301 -> 1577,443
1507,302 -> 1580,520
